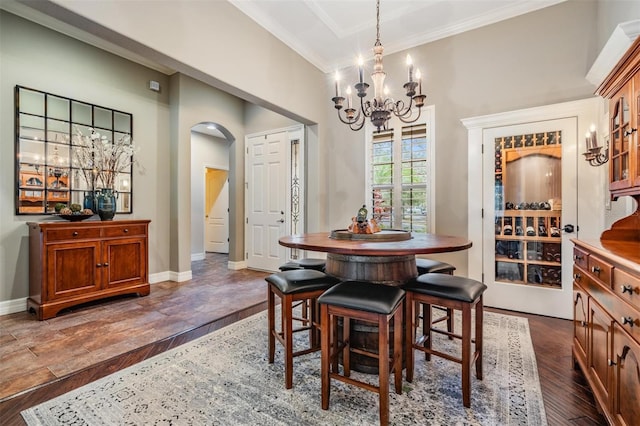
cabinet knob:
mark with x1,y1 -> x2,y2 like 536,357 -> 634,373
580,320 -> 587,327
621,317 -> 635,327
591,266 -> 601,274
573,273 -> 581,281
123,229 -> 129,233
96,263 -> 102,267
621,284 -> 634,295
573,254 -> 583,261
72,232 -> 79,236
623,128 -> 637,137
607,359 -> 616,367
104,262 -> 109,267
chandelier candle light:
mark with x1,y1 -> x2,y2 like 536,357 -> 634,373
331,0 -> 425,132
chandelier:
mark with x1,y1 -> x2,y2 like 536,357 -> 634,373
331,0 -> 425,132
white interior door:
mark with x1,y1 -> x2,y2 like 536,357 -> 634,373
205,168 -> 229,253
482,118 -> 577,318
246,132 -> 287,271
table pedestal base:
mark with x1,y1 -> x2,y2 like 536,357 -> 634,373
326,253 -> 417,286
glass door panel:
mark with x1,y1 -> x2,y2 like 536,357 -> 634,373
610,84 -> 632,190
494,132 -> 563,288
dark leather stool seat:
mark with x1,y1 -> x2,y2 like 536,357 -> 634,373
415,258 -> 456,275
278,258 -> 326,272
266,269 -> 339,389
404,273 -> 487,408
318,281 -> 405,426
414,258 -> 457,337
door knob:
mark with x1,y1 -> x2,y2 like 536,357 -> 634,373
277,219 -> 285,223
563,224 -> 575,233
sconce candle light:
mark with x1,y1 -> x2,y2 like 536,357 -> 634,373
583,124 -> 608,166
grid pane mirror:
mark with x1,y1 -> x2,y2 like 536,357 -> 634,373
15,86 -> 133,215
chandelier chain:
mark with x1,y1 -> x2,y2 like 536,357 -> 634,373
375,0 -> 381,44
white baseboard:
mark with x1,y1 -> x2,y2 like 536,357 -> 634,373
0,297 -> 27,316
149,271 -> 171,284
228,260 -> 247,270
169,270 -> 193,282
150,270 -> 192,283
191,252 -> 205,262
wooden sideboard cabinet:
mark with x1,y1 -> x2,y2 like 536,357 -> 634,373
571,239 -> 640,426
27,219 -> 151,320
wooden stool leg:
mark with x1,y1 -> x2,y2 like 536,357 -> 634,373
310,298 -> 320,349
475,297 -> 484,380
424,303 -> 433,361
378,314 -> 390,426
321,304 -> 330,410
331,314 -> 339,373
268,286 -> 275,364
446,270 -> 455,338
283,295 -> 294,389
393,305 -> 403,394
461,304 -> 472,408
343,317 -> 351,377
405,294 -> 415,383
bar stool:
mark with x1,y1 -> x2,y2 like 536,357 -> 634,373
266,269 -> 339,389
415,258 -> 456,337
279,258 -> 326,272
404,273 -> 487,407
278,258 -> 327,322
318,281 -> 405,426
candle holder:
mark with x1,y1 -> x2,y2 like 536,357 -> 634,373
583,142 -> 609,167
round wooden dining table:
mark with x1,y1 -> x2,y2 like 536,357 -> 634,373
279,231 -> 472,285
279,230 -> 473,373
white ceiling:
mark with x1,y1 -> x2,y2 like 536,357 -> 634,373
229,0 -> 567,73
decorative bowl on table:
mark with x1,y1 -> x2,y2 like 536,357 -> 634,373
58,207 -> 95,221
59,213 -> 94,222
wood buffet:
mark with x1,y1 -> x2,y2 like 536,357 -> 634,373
27,219 -> 150,320
571,36 -> 640,426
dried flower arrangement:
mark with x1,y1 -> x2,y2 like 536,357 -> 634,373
72,126 -> 139,190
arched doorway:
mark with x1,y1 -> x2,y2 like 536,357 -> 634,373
190,122 -> 233,260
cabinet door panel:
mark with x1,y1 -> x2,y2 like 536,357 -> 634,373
589,299 -> 613,409
46,242 -> 100,299
612,324 -> 640,426
633,73 -> 640,188
103,238 -> 146,289
574,281 -> 588,362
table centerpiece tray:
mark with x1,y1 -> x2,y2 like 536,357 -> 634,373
329,229 -> 412,241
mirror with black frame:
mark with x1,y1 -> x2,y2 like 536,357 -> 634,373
15,86 -> 133,215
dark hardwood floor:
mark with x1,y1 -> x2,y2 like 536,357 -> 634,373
0,254 -> 606,425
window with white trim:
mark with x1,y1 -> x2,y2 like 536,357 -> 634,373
365,107 -> 435,233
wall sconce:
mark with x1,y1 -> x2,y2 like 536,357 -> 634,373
583,124 -> 608,166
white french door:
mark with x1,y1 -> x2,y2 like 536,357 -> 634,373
481,118 -> 577,318
246,132 -> 287,271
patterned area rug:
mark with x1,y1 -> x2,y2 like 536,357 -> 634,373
22,309 -> 547,425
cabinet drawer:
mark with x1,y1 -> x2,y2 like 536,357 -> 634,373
613,268 -> 640,311
587,255 -> 613,288
573,247 -> 589,270
46,227 -> 101,242
102,225 -> 146,238
611,295 -> 640,343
